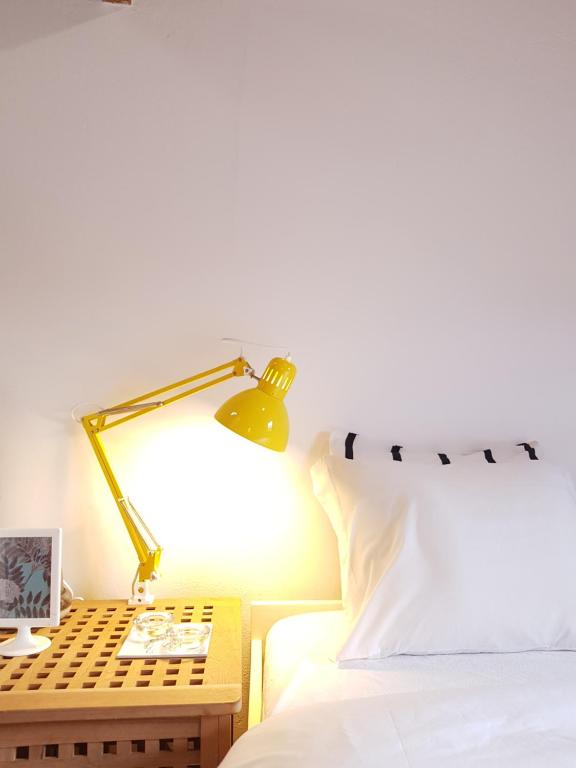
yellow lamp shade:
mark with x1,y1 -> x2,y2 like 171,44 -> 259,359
215,357 -> 296,452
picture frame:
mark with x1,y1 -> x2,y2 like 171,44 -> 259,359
0,528 -> 62,657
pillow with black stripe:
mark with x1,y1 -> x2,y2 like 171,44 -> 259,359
329,431 -> 539,465
311,452 -> 576,661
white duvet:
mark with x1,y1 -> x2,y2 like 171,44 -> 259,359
221,612 -> 576,767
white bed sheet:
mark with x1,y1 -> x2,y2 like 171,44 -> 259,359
220,611 -> 576,767
263,610 -> 576,717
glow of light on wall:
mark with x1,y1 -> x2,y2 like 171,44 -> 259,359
91,402 -> 318,594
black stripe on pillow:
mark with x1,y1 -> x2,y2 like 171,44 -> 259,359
517,442 -> 539,460
341,436 -> 537,464
344,432 -> 357,460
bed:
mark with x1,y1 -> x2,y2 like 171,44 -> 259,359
221,604 -> 576,767
221,435 -> 576,767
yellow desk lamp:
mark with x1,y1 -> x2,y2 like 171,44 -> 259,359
80,355 -> 296,604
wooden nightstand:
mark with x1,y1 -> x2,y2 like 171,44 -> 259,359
0,598 -> 241,768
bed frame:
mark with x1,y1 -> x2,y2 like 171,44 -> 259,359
248,600 -> 343,728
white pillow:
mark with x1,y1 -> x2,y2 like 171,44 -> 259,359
311,454 -> 576,661
329,431 -> 540,464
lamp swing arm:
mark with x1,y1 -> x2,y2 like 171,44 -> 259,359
81,426 -> 160,579
80,356 -> 253,602
88,357 -> 254,431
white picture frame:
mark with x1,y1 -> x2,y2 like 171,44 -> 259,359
0,528 -> 62,657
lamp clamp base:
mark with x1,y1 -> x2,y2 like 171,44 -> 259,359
129,576 -> 155,605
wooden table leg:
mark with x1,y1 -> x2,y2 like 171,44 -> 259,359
201,717 -> 219,768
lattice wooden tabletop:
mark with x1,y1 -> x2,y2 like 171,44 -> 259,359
0,598 -> 241,722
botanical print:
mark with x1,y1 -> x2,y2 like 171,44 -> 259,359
0,537 -> 52,619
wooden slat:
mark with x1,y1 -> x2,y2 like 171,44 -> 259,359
0,747 -> 15,761
248,639 -> 263,729
0,717 -> 201,747
115,740 -> 132,758
218,714 -> 232,761
87,741 -> 102,760
200,717 -> 219,768
57,743 -> 74,760
27,746 -> 43,760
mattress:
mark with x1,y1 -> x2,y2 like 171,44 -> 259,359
263,610 -> 576,717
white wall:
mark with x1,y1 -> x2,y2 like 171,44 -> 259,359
1,0 -> 576,726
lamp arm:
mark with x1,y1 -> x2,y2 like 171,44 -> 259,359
81,356 -> 251,604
